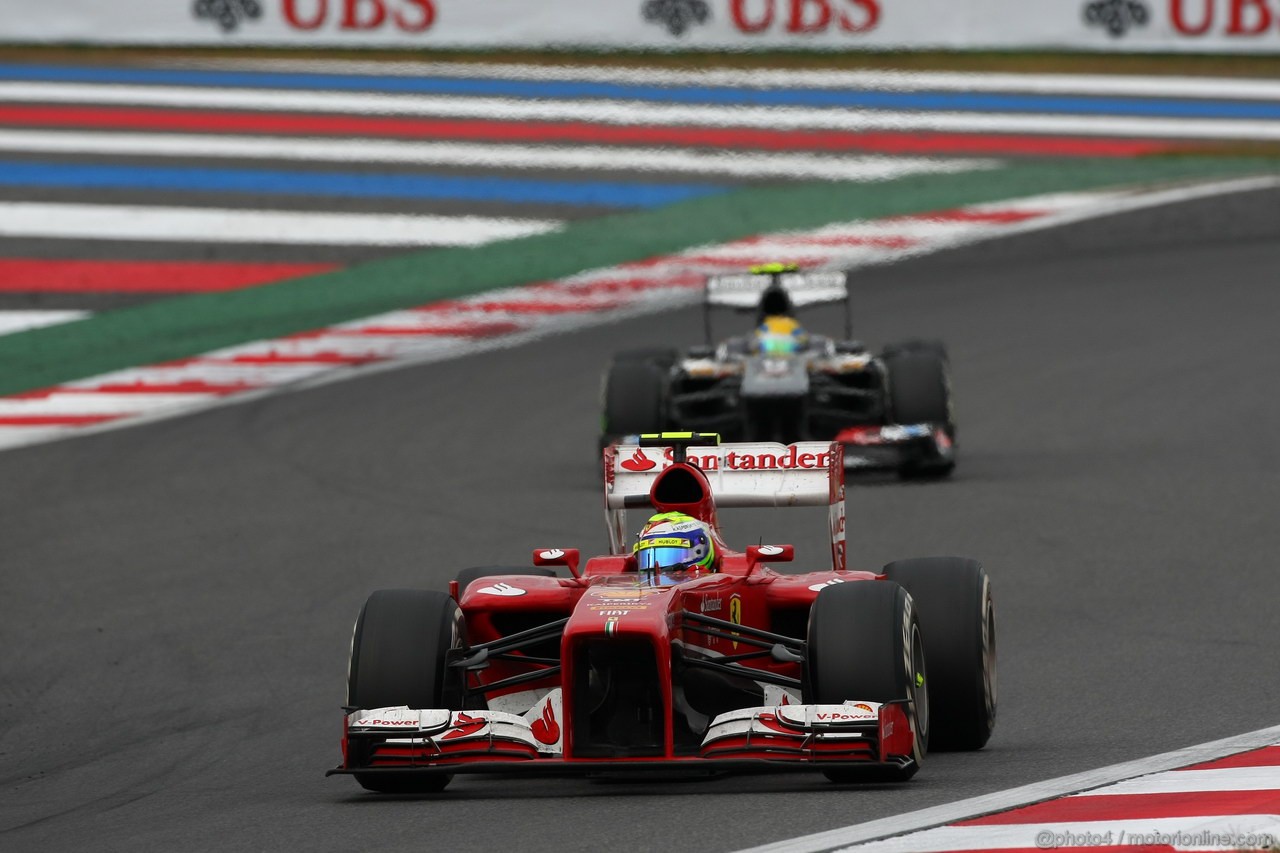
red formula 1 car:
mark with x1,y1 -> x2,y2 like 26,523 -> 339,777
329,434 -> 995,793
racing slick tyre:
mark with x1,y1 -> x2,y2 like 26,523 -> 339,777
805,581 -> 927,783
881,558 -> 995,751
347,589 -> 463,794
601,358 -> 669,445
884,347 -> 955,479
454,566 -> 556,595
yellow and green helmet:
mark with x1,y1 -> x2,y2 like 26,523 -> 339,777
633,512 -> 717,585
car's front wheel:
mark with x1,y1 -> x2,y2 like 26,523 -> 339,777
805,580 -> 927,782
347,589 -> 462,794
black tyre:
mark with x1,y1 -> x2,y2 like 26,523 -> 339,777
601,358 -> 668,441
884,348 -> 955,478
881,558 -> 995,751
347,589 -> 462,794
805,581 -> 927,783
454,566 -> 555,595
885,350 -> 951,426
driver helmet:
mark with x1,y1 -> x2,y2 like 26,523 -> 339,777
755,315 -> 807,356
633,512 -> 718,586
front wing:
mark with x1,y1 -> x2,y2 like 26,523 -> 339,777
838,423 -> 954,471
329,698 -> 918,779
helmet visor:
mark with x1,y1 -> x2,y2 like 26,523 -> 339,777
758,334 -> 798,355
635,538 -> 694,573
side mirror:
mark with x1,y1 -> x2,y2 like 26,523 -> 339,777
533,548 -> 581,578
747,544 -> 794,570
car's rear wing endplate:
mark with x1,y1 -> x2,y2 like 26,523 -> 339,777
705,272 -> 848,309
604,441 -> 846,571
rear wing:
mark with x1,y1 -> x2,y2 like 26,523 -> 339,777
704,271 -> 851,342
705,272 -> 848,310
603,440 -> 846,572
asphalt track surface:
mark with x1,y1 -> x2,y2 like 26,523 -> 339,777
2,184 -> 1279,852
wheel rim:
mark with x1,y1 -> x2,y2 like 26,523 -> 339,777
910,623 -> 929,743
982,595 -> 997,725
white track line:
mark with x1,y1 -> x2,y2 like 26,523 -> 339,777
842,815 -> 1280,853
0,130 -> 993,182
3,83 -> 1279,141
0,393 -> 216,415
0,310 -> 88,335
0,202 -> 559,246
183,58 -> 1280,101
734,723 -> 1280,853
1082,765 -> 1280,795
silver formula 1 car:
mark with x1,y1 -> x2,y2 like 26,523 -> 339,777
600,268 -> 956,477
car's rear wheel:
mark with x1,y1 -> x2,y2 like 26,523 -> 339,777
882,557 -> 996,751
805,580 -> 927,783
347,589 -> 462,794
600,358 -> 669,448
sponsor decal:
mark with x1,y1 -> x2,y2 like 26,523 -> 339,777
619,443 -> 832,473
850,702 -> 875,714
604,616 -> 621,637
280,0 -> 437,33
815,710 -> 874,721
729,594 -> 742,649
589,601 -> 649,611
193,0 -> 262,32
700,597 -> 723,613
476,582 -> 526,597
354,717 -> 418,727
1168,0 -> 1280,37
1083,0 -> 1150,36
665,446 -> 831,472
592,587 -> 665,599
637,537 -> 691,550
642,0 -> 711,35
538,548 -> 566,561
881,424 -> 931,441
531,699 -> 560,746
620,447 -> 657,472
442,711 -> 487,740
729,0 -> 881,35
808,577 -> 846,592
757,545 -> 785,557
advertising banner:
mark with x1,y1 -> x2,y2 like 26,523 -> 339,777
3,0 -> 1280,53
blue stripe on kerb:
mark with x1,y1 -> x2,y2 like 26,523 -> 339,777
0,161 -> 722,208
1,63 -> 1278,120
